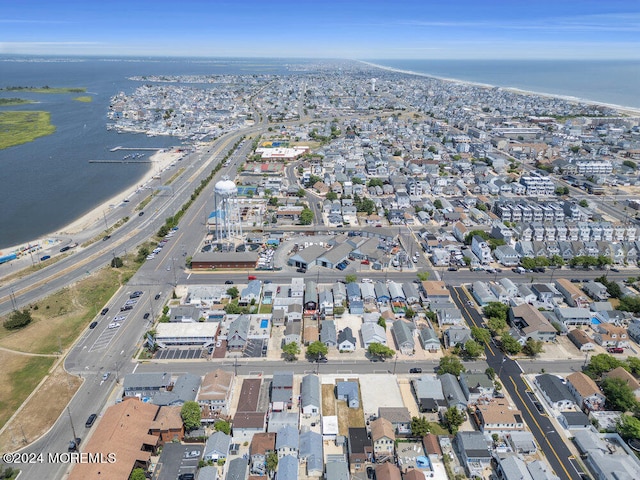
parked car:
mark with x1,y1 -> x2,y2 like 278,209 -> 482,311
68,438 -> 81,452
143,313 -> 150,319
40,255 -> 51,261
85,414 -> 97,428
224,280 -> 234,284
409,368 -> 422,374
102,372 -> 111,381
154,293 -> 161,300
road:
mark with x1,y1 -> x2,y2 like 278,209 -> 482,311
449,286 -> 582,480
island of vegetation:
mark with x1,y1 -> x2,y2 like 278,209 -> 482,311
73,96 -> 92,103
0,98 -> 34,106
0,111 -> 56,150
2,86 -> 86,94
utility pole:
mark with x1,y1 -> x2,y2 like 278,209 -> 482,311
66,406 -> 78,446
103,211 -> 109,231
393,353 -> 398,375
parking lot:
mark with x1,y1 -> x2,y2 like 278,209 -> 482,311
154,348 -> 206,360
243,338 -> 268,358
152,443 -> 201,480
359,374 -> 404,418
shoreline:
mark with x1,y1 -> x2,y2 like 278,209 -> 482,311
359,60 -> 640,117
0,147 -> 185,256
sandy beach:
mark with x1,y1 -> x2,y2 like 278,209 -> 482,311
0,147 -> 186,257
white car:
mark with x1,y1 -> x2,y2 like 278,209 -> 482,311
362,278 -> 373,283
107,322 -> 120,329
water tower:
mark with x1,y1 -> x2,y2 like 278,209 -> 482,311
213,177 -> 243,241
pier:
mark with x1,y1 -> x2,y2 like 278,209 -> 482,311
109,146 -> 163,152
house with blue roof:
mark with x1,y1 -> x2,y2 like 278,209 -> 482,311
203,430 -> 231,461
300,430 -> 323,476
239,280 -> 262,306
336,381 -> 360,409
276,454 -> 298,480
374,282 -> 391,305
301,374 -> 320,416
276,425 -> 299,458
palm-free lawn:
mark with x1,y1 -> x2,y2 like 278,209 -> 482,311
0,111 -> 55,150
322,383 -> 336,416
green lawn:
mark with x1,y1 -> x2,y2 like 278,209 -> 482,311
0,111 -> 55,150
2,357 -> 55,427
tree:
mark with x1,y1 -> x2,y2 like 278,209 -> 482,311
405,308 -> 416,320
367,342 -> 395,360
4,309 -> 33,330
416,272 -> 430,281
226,287 -> 239,299
485,367 -> 496,380
619,295 -> 640,314
463,339 -> 483,359
549,254 -> 565,267
623,160 -> 638,170
306,341 -> 328,360
282,341 -> 300,361
500,334 -> 522,355
136,246 -> 150,263
299,207 -> 314,225
464,230 -> 489,245
443,407 -> 465,434
433,199 -> 443,210
130,468 -> 146,480
523,338 -> 544,357
438,356 -> 465,376
268,197 -> 279,206
585,353 -> 625,378
181,401 -> 202,431
483,302 -> 509,322
266,452 -> 278,475
471,326 -> 491,345
377,317 -> 386,330
617,414 -> 640,439
345,274 -> 357,284
214,419 -> 231,435
601,377 -> 639,412
627,357 -> 640,376
326,191 -> 338,201
111,256 -> 123,268
579,199 -> 589,208
486,316 -> 507,336
410,416 -> 430,437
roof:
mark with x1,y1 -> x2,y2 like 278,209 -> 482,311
156,322 -> 219,339
276,454 -> 298,480
476,401 -> 523,426
236,378 -> 261,412
205,431 -> 231,457
604,367 -> 640,391
440,373 -> 467,407
325,461 -> 349,480
321,320 -> 337,344
250,432 -> 276,457
421,281 -> 450,298
567,329 -> 593,346
199,369 -> 234,402
299,430 -> 323,472
422,433 -> 442,456
123,372 -> 170,391
348,427 -> 370,454
336,381 -> 359,404
337,326 -> 356,345
301,374 -> 320,409
370,417 -> 395,442
392,320 -> 414,347
276,425 -> 299,450
535,374 -> 574,403
154,373 -> 200,405
378,407 -> 411,424
375,462 -> 402,480
226,458 -> 248,480
149,406 -> 182,432
498,456 -> 533,480
233,411 -> 266,429
456,431 -> 490,459
272,371 -> 293,389
412,375 -> 444,400
361,322 -> 386,344
560,411 -> 590,427
68,398 -> 159,480
566,372 -> 602,398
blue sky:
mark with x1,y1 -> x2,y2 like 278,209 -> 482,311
1,0 -> 639,59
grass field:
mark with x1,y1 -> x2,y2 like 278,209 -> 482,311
322,383 -> 336,416
0,111 -> 55,150
3,87 -> 86,94
73,96 -> 92,103
0,98 -> 33,106
337,396 -> 365,436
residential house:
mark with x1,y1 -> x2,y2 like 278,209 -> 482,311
148,406 -> 183,445
375,282 -> 391,305
455,431 -> 491,478
494,245 -> 520,266
304,280 -> 318,312
321,320 -> 337,348
412,375 -> 445,413
370,417 -> 396,461
123,372 -> 171,399
440,373 -> 467,411
276,425 -> 299,459
567,329 -> 596,352
418,327 -> 441,352
271,371 -> 294,409
475,401 -> 525,433
378,407 -> 412,436
203,431 -> 231,462
325,461 -> 349,480
276,455 -> 298,480
249,432 -> 276,476
227,315 -> 250,351
459,372 -> 494,402
299,430 -> 323,476
603,367 -> 640,399
240,280 -> 262,306
361,323 -> 387,348
555,279 -> 591,308
226,458 -> 248,480
553,307 -> 592,327
336,381 -> 360,409
471,235 -> 493,265
375,463 -> 402,480
592,323 -> 629,348
392,320 -> 415,355
319,289 -> 334,316
232,412 -> 266,440
508,303 -> 557,342
348,427 -> 372,473
583,282 -> 610,302
535,374 -> 576,410
566,372 -> 606,412
301,374 -> 321,416
337,327 -> 357,352
283,321 -> 302,346
444,325 -> 471,348
151,373 -> 200,407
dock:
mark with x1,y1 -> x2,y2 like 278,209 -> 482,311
109,146 -> 163,152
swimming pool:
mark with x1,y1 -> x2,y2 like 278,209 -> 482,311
260,319 -> 269,329
591,318 -> 601,325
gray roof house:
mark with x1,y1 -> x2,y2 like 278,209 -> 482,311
203,431 -> 231,461
392,320 -> 415,355
402,282 -> 421,304
299,430 -> 323,476
319,289 -> 334,315
196,466 -> 218,480
374,282 -> 391,304
123,372 -> 171,398
301,374 -> 321,416
333,282 -> 347,305
472,281 -> 499,306
360,282 -> 376,302
227,315 -> 250,351
444,325 -> 472,348
534,374 -> 576,410
276,425 -> 299,458
459,372 -> 494,402
267,412 -> 298,433
321,320 -> 337,347
240,280 -> 262,306
336,381 -> 360,409
419,327 -> 441,352
304,280 -> 317,311
271,371 -> 294,407
337,326 -> 357,352
276,454 -> 298,480
412,375 -> 445,413
283,321 -> 302,346
325,461 -> 350,480
151,372 -> 201,406
226,458 -> 248,480
440,373 -> 467,411
455,431 -> 491,478
346,282 -> 362,302
361,323 -> 387,348
170,305 -> 201,323
388,281 -> 406,302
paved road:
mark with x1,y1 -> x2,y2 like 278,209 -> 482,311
449,286 -> 581,480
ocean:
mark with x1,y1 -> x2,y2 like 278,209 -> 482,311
1,56 -> 639,249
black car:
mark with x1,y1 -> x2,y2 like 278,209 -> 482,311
570,278 -> 582,283
68,437 -> 81,452
138,211 -> 144,216
178,474 -> 195,480
409,368 -> 422,374
102,235 -> 111,241
143,313 -> 150,319
224,280 -> 234,284
154,293 -> 161,300
533,401 -> 545,414
100,308 -> 109,315
89,321 -> 98,329
317,357 -> 328,363
296,267 -> 307,273
367,466 -> 376,479
60,246 -> 71,252
85,414 -> 97,428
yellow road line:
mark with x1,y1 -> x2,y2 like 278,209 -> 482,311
509,377 -> 572,480
452,287 -> 495,356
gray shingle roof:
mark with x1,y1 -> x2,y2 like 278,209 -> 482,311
301,374 -> 320,410
276,425 -> 299,450
392,320 -> 414,348
299,430 -> 323,472
535,374 -> 574,403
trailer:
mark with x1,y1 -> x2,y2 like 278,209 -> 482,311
0,253 -> 17,265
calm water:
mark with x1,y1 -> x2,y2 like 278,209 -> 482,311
1,56 -> 639,249
368,59 -> 640,109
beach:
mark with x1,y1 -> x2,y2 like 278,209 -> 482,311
0,147 -> 185,258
